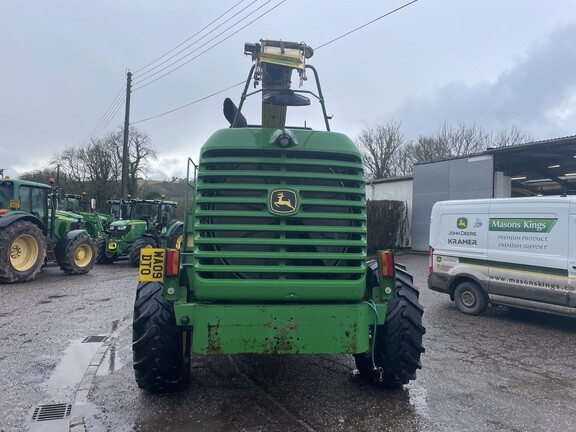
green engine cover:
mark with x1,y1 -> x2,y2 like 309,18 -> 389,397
182,127 -> 367,302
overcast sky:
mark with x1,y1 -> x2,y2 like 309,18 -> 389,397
2,0 -> 576,180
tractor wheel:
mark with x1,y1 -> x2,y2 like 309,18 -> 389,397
168,225 -> 183,250
454,281 -> 487,315
58,233 -> 96,275
354,263 -> 425,388
132,281 -> 191,393
129,237 -> 158,267
94,236 -> 106,264
0,220 -> 46,283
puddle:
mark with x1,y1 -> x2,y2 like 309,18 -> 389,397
45,339 -> 104,394
408,383 -> 430,419
96,342 -> 125,376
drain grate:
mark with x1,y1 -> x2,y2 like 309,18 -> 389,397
82,335 -> 107,343
31,403 -> 72,421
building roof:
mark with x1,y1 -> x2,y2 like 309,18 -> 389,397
415,135 -> 576,195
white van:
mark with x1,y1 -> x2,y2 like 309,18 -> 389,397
428,196 -> 576,317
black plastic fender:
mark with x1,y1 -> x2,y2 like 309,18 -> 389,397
0,211 -> 47,234
162,221 -> 184,240
54,229 -> 91,260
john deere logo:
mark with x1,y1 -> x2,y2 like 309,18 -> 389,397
457,217 -> 468,229
269,189 -> 297,215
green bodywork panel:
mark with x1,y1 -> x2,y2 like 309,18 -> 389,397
174,301 -> 385,355
183,126 -> 367,302
170,118 -> 375,355
106,219 -> 148,255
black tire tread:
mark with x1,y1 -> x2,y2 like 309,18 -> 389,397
355,263 -> 425,387
0,220 -> 46,283
132,281 -> 190,393
94,236 -> 106,264
167,224 -> 183,249
58,233 -> 96,275
129,237 -> 157,267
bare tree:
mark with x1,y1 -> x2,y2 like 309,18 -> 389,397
364,121 -> 533,179
19,168 -> 58,184
355,121 -> 405,180
31,125 -> 158,209
82,139 -> 118,206
108,126 -> 158,196
53,146 -> 87,191
438,121 -> 491,156
490,125 -> 532,148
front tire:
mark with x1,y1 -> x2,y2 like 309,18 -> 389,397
354,263 -> 425,387
94,236 -> 106,264
129,237 -> 157,267
132,281 -> 191,393
0,220 -> 46,283
454,281 -> 487,315
58,233 -> 96,275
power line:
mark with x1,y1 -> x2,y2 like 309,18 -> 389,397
80,2 -> 274,145
83,84 -> 126,144
88,93 -> 126,141
85,0 -> 418,141
135,0 -> 258,80
315,0 -> 419,51
130,0 -> 416,127
131,81 -> 244,125
132,0 -> 284,91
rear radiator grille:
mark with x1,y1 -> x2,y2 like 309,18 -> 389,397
194,149 -> 366,280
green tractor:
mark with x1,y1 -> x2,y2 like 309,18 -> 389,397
105,199 -> 125,221
100,198 -> 183,267
57,193 -> 112,259
59,193 -> 115,235
0,177 -> 96,283
132,40 -> 425,393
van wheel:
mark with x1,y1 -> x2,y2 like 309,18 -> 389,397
454,281 -> 487,315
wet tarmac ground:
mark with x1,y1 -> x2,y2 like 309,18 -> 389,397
1,254 -> 575,431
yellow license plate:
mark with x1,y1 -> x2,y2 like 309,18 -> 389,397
139,248 -> 165,282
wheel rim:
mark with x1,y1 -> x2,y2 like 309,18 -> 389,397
461,290 -> 477,308
175,234 -> 183,250
74,244 -> 93,267
10,234 -> 39,271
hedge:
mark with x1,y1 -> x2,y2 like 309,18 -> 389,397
366,200 -> 409,254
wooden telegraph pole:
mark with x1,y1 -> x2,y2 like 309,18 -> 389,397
120,70 -> 132,218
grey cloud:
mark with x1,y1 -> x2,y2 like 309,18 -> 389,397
393,24 -> 576,140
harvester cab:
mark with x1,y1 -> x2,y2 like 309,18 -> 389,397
132,39 -> 425,394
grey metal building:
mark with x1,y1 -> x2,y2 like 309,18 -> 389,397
410,135 -> 576,251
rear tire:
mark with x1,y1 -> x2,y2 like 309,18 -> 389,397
132,281 -> 191,393
454,281 -> 487,315
58,233 -> 96,275
0,220 -> 46,283
129,237 -> 157,267
354,263 -> 425,387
